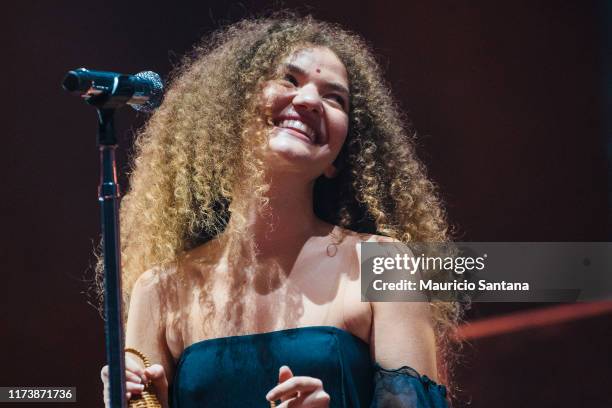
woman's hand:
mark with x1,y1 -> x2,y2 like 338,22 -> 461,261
266,366 -> 330,407
100,354 -> 169,407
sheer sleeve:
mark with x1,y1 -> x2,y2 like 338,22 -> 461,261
369,363 -> 449,408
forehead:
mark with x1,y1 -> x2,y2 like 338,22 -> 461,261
282,47 -> 348,85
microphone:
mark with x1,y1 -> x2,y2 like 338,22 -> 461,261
62,68 -> 163,112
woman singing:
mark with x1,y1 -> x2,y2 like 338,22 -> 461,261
100,14 -> 459,408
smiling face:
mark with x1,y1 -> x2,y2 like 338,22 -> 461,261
261,46 -> 350,180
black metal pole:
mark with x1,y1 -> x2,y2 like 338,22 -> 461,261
97,108 -> 127,408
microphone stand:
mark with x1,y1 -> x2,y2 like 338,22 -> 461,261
97,107 -> 127,408
63,68 -> 162,408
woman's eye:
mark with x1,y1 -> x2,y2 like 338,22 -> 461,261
282,74 -> 298,86
327,94 -> 346,109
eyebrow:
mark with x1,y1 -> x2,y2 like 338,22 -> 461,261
283,63 -> 350,97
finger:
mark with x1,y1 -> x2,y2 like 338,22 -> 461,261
144,365 -> 168,387
144,365 -> 168,392
103,388 -> 135,405
278,366 -> 295,402
101,362 -> 146,383
276,394 -> 303,408
300,390 -> 331,407
101,366 -> 144,388
126,381 -> 145,394
125,356 -> 146,381
278,365 -> 294,384
125,370 -> 143,384
267,376 -> 322,402
278,391 -> 330,408
100,365 -> 108,381
144,364 -> 170,407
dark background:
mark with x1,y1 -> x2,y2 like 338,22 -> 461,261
2,1 -> 611,407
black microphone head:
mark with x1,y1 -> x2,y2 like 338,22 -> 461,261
62,72 -> 80,92
62,68 -> 89,93
131,71 -> 163,113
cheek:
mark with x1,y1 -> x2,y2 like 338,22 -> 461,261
262,84 -> 290,115
329,114 -> 349,149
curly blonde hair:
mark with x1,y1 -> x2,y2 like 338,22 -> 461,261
94,12 -> 461,385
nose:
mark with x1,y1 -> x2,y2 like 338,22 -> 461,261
291,84 -> 323,114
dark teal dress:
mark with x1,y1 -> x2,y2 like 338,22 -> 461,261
170,326 -> 448,407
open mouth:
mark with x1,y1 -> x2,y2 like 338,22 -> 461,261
274,119 -> 317,144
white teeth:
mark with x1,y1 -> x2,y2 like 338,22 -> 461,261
278,120 -> 316,142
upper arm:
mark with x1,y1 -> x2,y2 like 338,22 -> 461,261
125,268 -> 175,385
361,234 -> 439,381
370,301 -> 438,380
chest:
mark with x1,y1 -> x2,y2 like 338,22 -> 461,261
166,243 -> 371,361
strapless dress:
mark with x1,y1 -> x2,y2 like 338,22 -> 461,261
170,326 -> 448,407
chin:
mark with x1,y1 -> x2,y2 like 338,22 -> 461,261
266,147 -> 312,168
267,135 -> 314,161
264,147 -> 324,181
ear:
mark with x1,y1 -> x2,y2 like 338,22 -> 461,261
323,164 -> 338,179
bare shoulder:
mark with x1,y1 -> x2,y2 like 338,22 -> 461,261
329,228 -> 404,282
126,266 -> 177,382
131,265 -> 169,292
127,265 -> 178,335
343,230 -> 404,269
130,264 -> 180,307
350,232 -> 429,318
